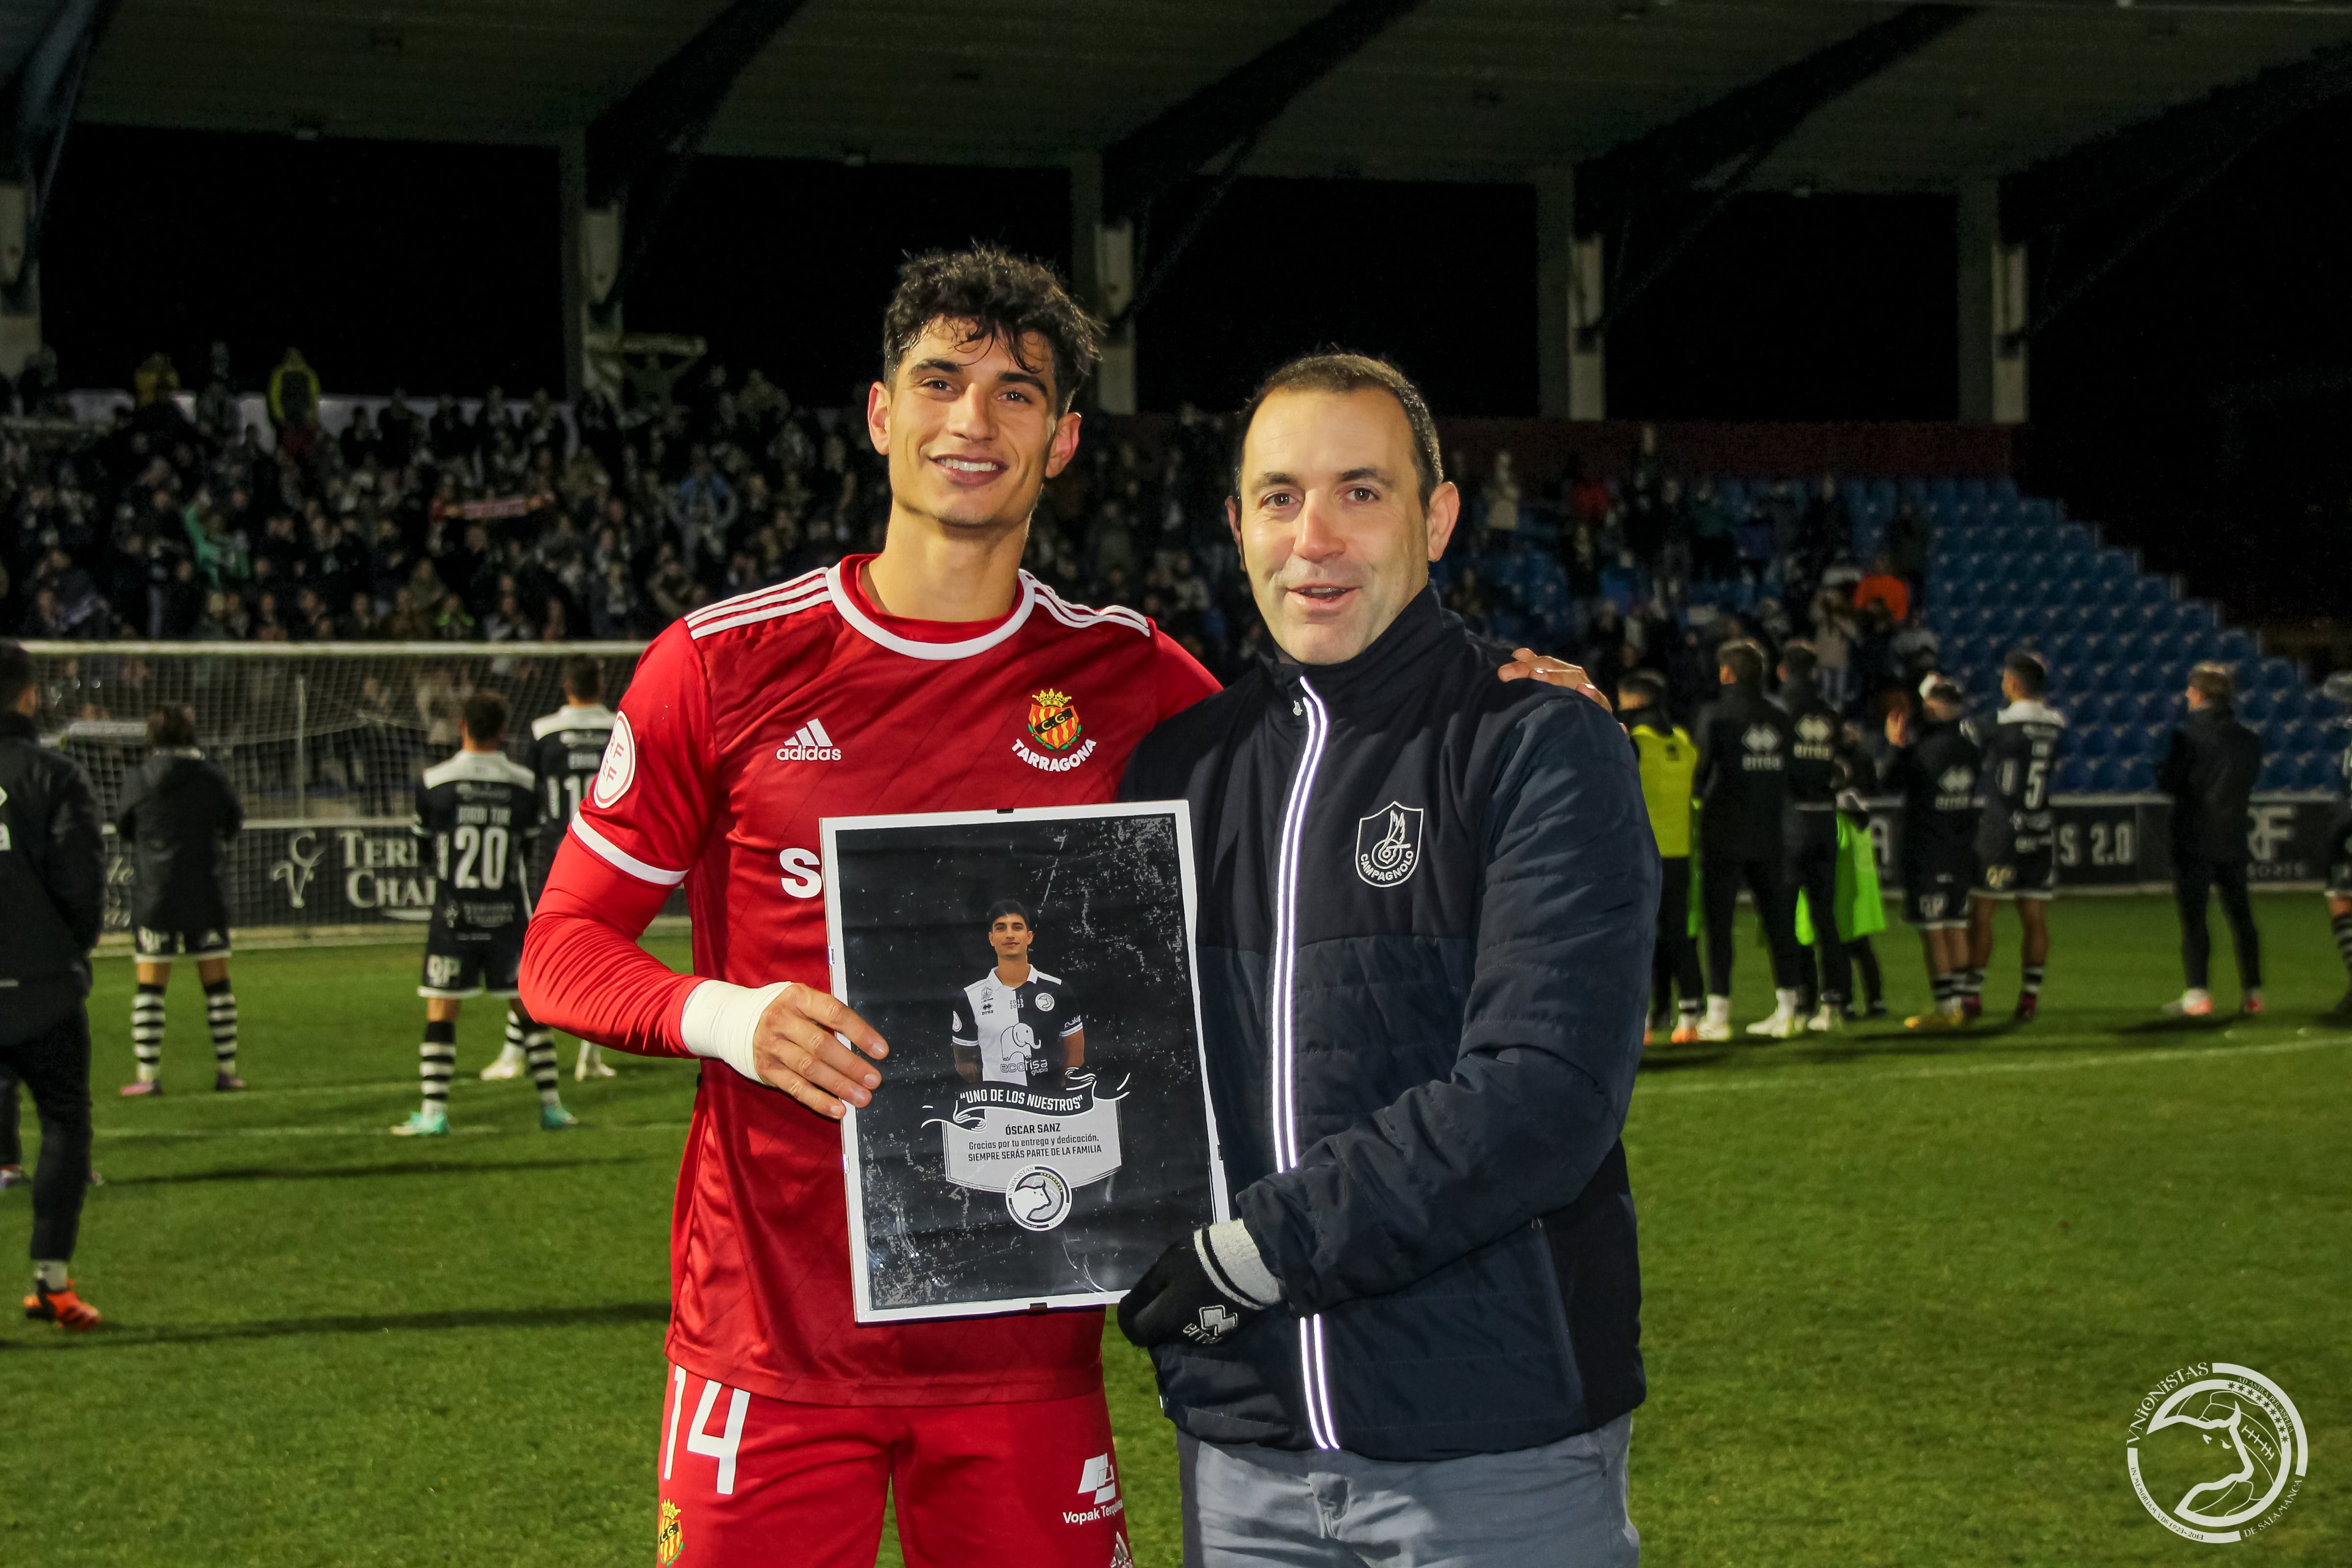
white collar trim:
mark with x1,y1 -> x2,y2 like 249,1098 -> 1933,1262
2000,699 -> 2066,726
825,559 -> 1034,661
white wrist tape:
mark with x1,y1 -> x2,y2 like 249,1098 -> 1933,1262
678,980 -> 790,1086
1199,1219 -> 1283,1308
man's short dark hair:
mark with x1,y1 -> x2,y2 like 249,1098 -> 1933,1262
1619,670 -> 1666,712
0,640 -> 30,708
880,247 -> 1102,414
462,689 -> 510,745
148,705 -> 197,750
2189,662 -> 2235,705
1778,640 -> 1819,687
2004,649 -> 2049,697
1719,640 -> 1766,692
985,898 -> 1033,927
1925,680 -> 1965,711
560,654 -> 604,703
1232,352 -> 1443,509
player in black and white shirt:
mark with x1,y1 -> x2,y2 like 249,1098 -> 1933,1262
114,705 -> 245,1095
483,654 -> 620,1083
1967,651 -> 2067,1021
1882,677 -> 1980,1030
951,900 -> 1086,1088
393,689 -> 576,1136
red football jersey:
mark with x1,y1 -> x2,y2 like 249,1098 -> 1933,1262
522,556 -> 1218,1407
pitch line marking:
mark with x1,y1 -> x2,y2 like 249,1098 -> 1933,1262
92,1121 -> 693,1141
1638,1032 -> 2352,1099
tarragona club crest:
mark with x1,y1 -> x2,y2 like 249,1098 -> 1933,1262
1026,688 -> 1082,752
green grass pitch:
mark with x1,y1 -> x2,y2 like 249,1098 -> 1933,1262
1,895 -> 2344,1566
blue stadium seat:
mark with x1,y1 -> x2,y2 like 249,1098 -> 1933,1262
2217,629 -> 2256,664
2019,498 -> 2055,529
2086,758 -> 2124,792
2066,692 -> 2105,726
1993,477 -> 2020,507
2136,575 -> 2174,607
2263,658 -> 2299,693
2235,688 -> 2273,723
2288,719 -> 2327,755
2073,726 -> 2112,761
2054,755 -> 2089,794
2120,756 -> 2158,792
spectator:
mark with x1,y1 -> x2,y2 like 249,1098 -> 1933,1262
1885,498 -> 1931,602
1480,449 -> 1521,547
1809,572 -> 1859,710
1854,553 -> 1911,624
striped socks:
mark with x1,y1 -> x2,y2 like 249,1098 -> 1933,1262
515,1010 -> 562,1108
421,1020 -> 457,1117
203,978 -> 238,1074
2333,912 -> 2352,978
2021,965 -> 2046,999
131,983 -> 166,1082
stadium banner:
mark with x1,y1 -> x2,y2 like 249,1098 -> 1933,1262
103,819 -> 440,933
822,801 -> 1228,1323
1858,794 -> 2342,889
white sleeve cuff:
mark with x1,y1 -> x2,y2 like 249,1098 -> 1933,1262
1200,1219 -> 1283,1308
678,980 -> 788,1086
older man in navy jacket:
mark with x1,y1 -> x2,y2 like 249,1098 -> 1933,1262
1120,355 -> 1657,1567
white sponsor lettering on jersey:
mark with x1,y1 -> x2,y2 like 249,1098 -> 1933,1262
776,718 -> 842,762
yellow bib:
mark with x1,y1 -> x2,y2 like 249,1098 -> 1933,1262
1631,722 -> 1697,858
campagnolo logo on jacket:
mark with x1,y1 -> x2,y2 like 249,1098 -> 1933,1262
1741,724 -> 1784,771
1355,801 -> 1425,888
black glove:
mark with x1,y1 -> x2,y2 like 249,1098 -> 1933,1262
1118,1221 -> 1281,1349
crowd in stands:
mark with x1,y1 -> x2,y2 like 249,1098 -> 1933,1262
2,342 -> 1959,711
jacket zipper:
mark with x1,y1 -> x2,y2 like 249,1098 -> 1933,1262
1271,677 -> 1341,1450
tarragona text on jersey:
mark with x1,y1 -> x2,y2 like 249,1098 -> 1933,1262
520,557 -> 1216,1405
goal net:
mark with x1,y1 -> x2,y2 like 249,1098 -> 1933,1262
19,640 -> 651,942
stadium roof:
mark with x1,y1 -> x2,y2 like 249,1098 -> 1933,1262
25,0 -> 2352,196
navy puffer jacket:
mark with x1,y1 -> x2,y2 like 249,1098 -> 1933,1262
1122,588 -> 1657,1462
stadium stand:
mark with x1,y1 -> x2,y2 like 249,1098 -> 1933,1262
5,352 -> 2336,783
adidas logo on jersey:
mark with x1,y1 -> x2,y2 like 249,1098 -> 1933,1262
775,719 -> 842,762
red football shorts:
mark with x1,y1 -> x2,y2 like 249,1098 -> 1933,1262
654,1364 -> 1134,1568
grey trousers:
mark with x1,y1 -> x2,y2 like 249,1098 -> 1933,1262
1179,1413 -> 1639,1568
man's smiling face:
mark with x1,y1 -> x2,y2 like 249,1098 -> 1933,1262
1231,388 -> 1460,666
867,319 -> 1080,544
989,914 -> 1034,964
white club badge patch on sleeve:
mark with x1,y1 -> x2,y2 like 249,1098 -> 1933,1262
592,712 -> 637,809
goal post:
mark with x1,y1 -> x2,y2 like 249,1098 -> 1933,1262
19,640 -> 653,945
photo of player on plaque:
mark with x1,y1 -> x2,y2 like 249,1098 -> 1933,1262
822,801 -> 1225,1322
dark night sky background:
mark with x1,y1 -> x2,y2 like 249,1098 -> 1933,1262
42,119 -> 2352,618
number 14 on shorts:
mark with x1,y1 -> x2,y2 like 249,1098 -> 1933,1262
665,1366 -> 749,1495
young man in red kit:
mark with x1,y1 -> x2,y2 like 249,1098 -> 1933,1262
521,248 -> 1592,1568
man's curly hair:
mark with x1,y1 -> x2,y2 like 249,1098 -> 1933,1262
880,247 -> 1104,414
